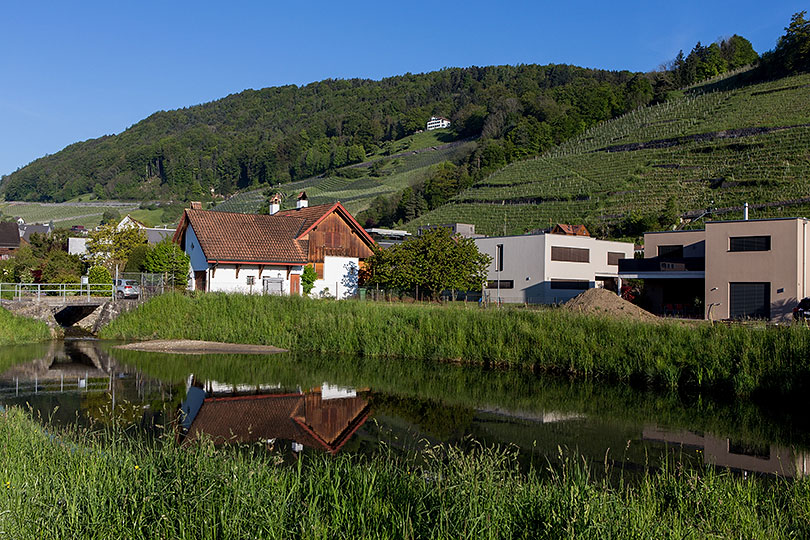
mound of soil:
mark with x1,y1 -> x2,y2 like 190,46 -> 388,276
563,288 -> 657,321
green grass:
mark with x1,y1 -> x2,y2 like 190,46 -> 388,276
0,307 -> 51,346
1,406 -> 808,539
100,293 -> 810,397
0,201 -> 141,228
408,73 -> 810,236
215,141 -> 476,215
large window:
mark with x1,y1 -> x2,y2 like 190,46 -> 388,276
729,236 -> 771,252
496,244 -> 504,272
486,280 -> 513,289
729,282 -> 770,319
607,252 -> 624,265
657,245 -> 683,258
551,246 -> 589,263
550,280 -> 590,290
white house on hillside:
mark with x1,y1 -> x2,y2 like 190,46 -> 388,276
426,116 -> 451,130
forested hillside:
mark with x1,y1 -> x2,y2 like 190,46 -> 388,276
0,31 -> 759,204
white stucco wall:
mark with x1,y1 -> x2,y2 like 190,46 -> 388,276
208,265 -> 300,294
311,256 -> 360,299
68,237 -> 88,256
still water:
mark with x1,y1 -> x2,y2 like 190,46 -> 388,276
1,339 -> 808,477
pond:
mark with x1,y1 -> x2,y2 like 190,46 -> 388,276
1,338 -> 808,478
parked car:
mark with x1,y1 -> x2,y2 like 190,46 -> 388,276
114,279 -> 140,299
793,297 -> 810,320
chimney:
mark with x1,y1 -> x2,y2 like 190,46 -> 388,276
296,191 -> 308,209
743,202 -> 749,220
190,201 -> 202,210
268,193 -> 281,215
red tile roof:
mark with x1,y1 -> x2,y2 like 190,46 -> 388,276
174,202 -> 375,264
183,392 -> 370,454
552,223 -> 590,237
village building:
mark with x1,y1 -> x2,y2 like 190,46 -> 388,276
426,116 -> 451,130
619,216 -> 810,321
172,194 -> 376,297
0,221 -> 22,260
474,225 -> 634,304
117,214 -> 175,244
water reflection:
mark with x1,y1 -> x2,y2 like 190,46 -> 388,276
0,339 -> 808,477
180,378 -> 370,454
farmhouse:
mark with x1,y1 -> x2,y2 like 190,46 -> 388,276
172,195 -> 376,297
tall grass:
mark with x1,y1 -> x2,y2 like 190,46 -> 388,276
0,407 -> 807,539
0,307 -> 51,346
101,293 -> 810,396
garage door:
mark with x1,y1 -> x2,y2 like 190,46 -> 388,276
729,282 -> 770,319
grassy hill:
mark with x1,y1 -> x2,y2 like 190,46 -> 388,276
214,135 -> 476,215
406,73 -> 810,236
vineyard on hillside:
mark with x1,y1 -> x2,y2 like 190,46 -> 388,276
214,140 -> 476,215
407,73 -> 810,237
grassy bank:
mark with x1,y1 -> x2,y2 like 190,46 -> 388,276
101,293 -> 810,396
0,407 -> 807,539
0,307 -> 51,345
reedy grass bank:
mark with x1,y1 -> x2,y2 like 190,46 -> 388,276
1,407 -> 808,539
101,293 -> 810,396
0,306 -> 51,346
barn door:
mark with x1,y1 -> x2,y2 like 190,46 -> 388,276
290,274 -> 301,295
194,271 -> 206,292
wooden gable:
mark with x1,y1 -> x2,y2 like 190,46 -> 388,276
304,211 -> 375,262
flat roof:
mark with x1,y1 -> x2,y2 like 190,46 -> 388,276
645,217 -> 810,235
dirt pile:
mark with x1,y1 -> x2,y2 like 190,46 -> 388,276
563,288 -> 657,321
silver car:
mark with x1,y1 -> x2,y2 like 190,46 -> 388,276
114,279 -> 140,299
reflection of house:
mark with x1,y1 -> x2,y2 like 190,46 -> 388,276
181,386 -> 371,454
474,231 -> 634,304
643,426 -> 809,477
173,195 -> 376,297
620,217 -> 810,320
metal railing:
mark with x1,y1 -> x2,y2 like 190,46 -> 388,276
0,282 -> 114,301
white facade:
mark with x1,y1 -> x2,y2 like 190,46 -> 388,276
475,233 -> 635,304
184,223 -> 359,298
68,237 -> 88,256
426,116 -> 451,130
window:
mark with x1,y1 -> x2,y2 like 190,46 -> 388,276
551,246 -> 589,263
607,252 -> 624,265
246,276 -> 255,286
657,245 -> 683,258
486,280 -> 513,289
496,244 -> 504,272
729,236 -> 770,252
729,282 -> 770,319
550,280 -> 589,290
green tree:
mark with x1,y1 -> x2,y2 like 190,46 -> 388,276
143,239 -> 190,287
87,224 -> 147,272
125,244 -> 152,272
88,265 -> 112,284
100,209 -> 121,225
41,251 -> 83,283
301,264 -> 318,296
366,227 -> 491,299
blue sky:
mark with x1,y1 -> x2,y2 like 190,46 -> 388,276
0,1 -> 802,178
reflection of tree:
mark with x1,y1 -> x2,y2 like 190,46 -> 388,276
368,393 -> 474,441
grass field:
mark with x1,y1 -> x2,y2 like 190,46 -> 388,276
0,307 -> 51,346
0,201 -> 171,228
1,406 -> 808,539
408,73 -> 810,236
215,140 -> 476,215
100,293 -> 810,397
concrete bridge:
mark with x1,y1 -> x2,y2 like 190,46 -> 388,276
1,282 -> 134,334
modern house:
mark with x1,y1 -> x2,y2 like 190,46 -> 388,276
172,194 -> 376,297
619,217 -> 810,321
417,223 -> 484,239
426,116 -> 451,130
474,227 -> 634,304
